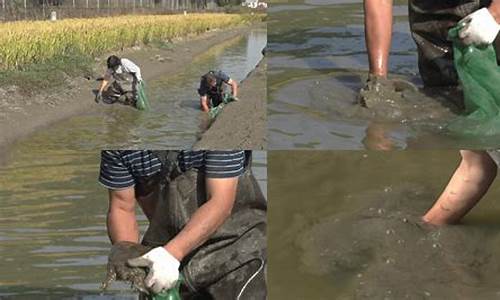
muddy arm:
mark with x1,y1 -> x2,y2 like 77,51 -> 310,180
364,0 -> 393,77
163,177 -> 238,261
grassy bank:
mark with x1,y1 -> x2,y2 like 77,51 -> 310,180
0,13 -> 263,93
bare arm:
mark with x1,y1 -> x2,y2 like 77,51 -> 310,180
163,176 -> 238,261
98,79 -> 109,94
228,79 -> 238,97
107,187 -> 140,244
200,95 -> 210,112
423,150 -> 497,225
488,0 -> 500,22
364,0 -> 393,77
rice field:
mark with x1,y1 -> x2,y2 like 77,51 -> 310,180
0,13 -> 262,70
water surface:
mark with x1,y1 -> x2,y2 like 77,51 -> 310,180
268,1 -> 500,149
18,28 -> 266,150
269,151 -> 500,299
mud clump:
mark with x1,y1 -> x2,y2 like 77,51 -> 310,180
101,241 -> 152,293
358,75 -> 457,123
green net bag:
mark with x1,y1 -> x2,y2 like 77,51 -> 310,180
136,80 -> 151,111
208,94 -> 237,119
446,25 -> 500,136
142,277 -> 182,300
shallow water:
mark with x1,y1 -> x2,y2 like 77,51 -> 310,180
0,150 -> 266,299
268,1 -> 500,149
268,151 -> 500,299
16,28 -> 266,150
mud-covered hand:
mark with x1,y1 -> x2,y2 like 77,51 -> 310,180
127,247 -> 180,294
458,8 -> 500,45
95,91 -> 102,103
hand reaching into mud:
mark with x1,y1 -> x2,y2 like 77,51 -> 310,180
101,241 -> 152,294
95,91 -> 102,103
359,74 -> 418,108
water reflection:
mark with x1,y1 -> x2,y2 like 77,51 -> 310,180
268,1 -> 500,149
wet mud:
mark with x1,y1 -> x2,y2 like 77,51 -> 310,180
102,241 -> 151,294
268,1 -> 500,149
268,150 -> 500,299
298,184 -> 500,299
358,76 -> 459,122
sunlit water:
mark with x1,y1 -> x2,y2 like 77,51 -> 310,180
16,28 -> 266,151
268,151 -> 500,299
268,1 -> 500,149
0,150 -> 266,299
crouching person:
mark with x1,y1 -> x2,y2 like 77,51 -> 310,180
99,150 -> 266,299
96,55 -> 149,110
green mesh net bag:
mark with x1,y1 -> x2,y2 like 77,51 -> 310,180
208,94 -> 237,119
136,80 -> 151,111
446,25 -> 500,136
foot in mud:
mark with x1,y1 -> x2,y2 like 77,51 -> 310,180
101,241 -> 152,294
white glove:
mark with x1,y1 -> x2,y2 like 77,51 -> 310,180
458,8 -> 500,45
127,247 -> 180,294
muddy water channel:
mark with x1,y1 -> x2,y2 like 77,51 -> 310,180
269,151 -> 500,299
17,28 -> 266,150
268,1 -> 500,149
0,150 -> 266,299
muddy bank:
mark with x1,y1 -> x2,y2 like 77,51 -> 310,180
194,57 -> 267,150
0,24 -> 258,155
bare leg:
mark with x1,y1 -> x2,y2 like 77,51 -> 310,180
422,150 -> 497,225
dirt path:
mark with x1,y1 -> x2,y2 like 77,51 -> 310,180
194,57 -> 267,150
0,25 -> 258,155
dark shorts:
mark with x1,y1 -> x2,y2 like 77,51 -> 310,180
208,92 -> 224,107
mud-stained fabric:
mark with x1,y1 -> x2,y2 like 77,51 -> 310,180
487,150 -> 500,166
102,58 -> 143,106
140,166 -> 267,299
408,0 -> 493,87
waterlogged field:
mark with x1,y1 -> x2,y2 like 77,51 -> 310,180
267,0 -> 500,149
269,151 -> 500,299
8,27 -> 267,149
0,13 -> 262,70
